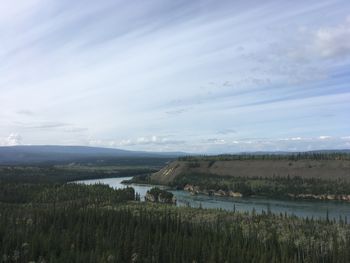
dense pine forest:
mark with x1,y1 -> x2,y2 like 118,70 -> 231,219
0,165 -> 157,184
2,202 -> 350,263
1,163 -> 350,262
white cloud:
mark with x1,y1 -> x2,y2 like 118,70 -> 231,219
34,134 -> 350,153
319,135 -> 331,140
314,17 -> 350,58
87,135 -> 185,149
280,137 -> 303,141
119,139 -> 133,146
206,138 -> 226,145
131,136 -> 184,146
0,133 -> 23,146
287,16 -> 350,66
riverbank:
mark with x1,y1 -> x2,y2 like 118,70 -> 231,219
182,183 -> 350,202
77,176 -> 350,221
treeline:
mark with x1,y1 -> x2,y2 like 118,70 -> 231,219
0,156 -> 174,167
123,174 -> 151,185
0,182 -> 135,205
1,203 -> 350,263
179,152 -> 350,161
0,165 -> 155,184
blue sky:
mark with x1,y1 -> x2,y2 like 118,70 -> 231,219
1,0 -> 350,153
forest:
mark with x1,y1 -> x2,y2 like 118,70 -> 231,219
178,152 -> 350,161
1,163 -> 350,262
171,173 -> 350,200
0,164 -> 157,184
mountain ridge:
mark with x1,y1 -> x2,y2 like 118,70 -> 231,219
0,145 -> 186,165
1,145 -> 349,165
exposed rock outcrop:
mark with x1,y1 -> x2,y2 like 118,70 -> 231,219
228,191 -> 243,198
183,184 -> 243,198
288,193 -> 350,202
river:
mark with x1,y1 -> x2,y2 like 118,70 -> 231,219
75,176 -> 350,221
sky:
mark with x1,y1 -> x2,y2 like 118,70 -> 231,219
1,0 -> 350,153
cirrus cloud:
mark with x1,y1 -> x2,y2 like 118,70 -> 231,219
0,0 -> 349,153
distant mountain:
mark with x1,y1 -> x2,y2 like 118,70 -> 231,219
0,145 -> 186,165
1,146 -> 348,165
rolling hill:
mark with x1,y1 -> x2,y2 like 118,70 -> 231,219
151,159 -> 350,184
0,145 -> 185,165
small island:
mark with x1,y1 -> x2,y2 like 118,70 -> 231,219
145,187 -> 176,205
